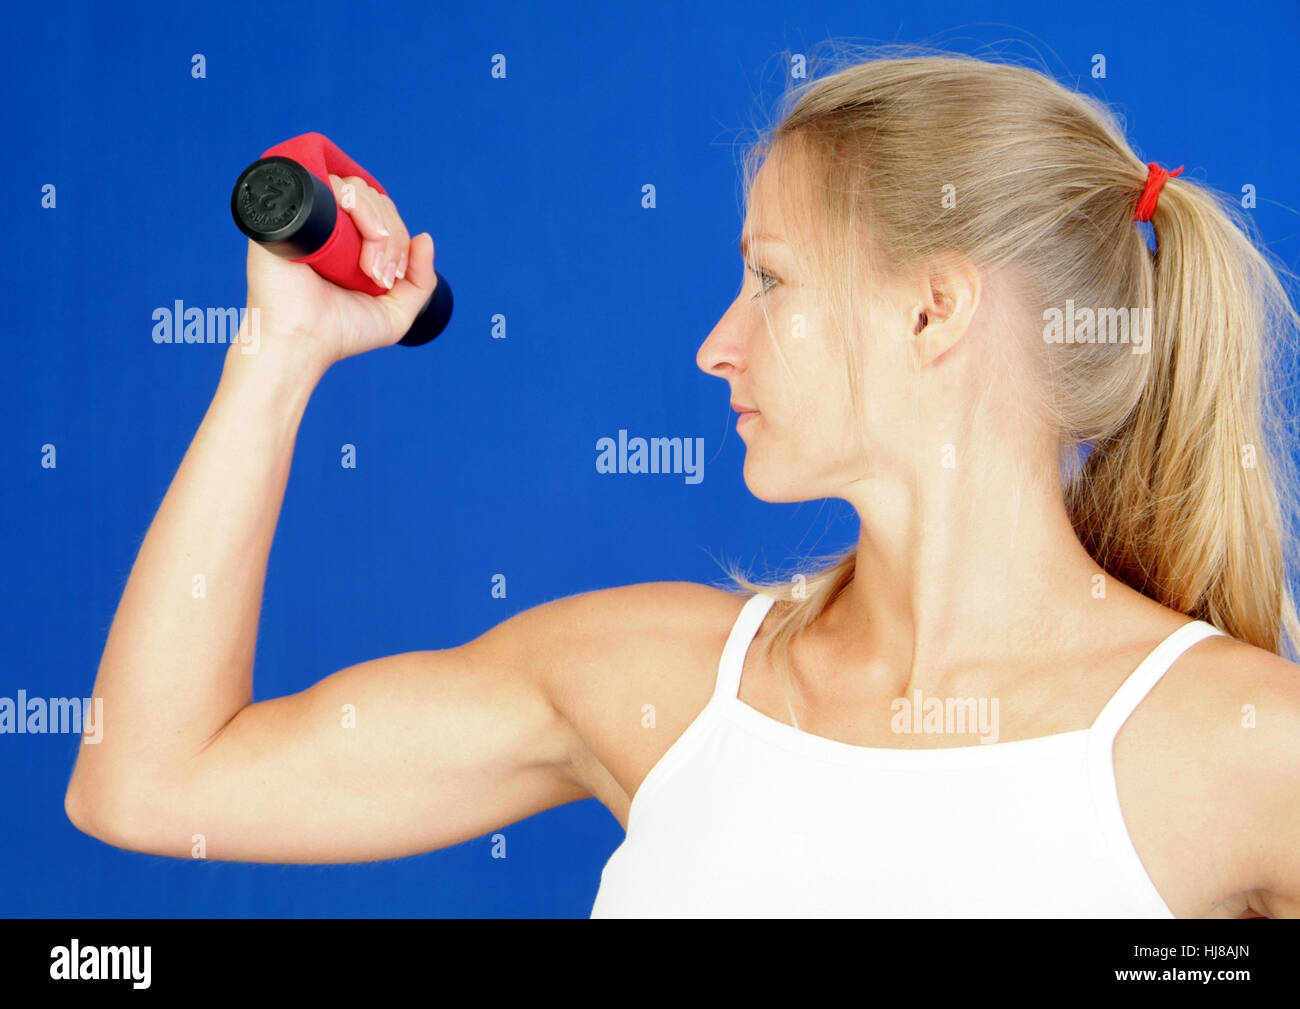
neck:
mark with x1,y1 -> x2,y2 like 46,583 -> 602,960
825,448 -> 1116,691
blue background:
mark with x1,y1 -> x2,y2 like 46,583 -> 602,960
4,0 -> 1298,917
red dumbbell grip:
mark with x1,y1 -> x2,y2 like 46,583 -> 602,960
260,132 -> 389,296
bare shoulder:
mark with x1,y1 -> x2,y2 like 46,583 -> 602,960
466,581 -> 750,826
1151,630 -> 1300,776
1180,634 -> 1300,916
1121,626 -> 1300,916
463,581 -> 746,694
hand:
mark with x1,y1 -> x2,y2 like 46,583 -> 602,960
238,173 -> 438,377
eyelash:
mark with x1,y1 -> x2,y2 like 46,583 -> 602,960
747,264 -> 778,298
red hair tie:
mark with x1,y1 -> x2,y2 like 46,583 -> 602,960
1133,162 -> 1184,222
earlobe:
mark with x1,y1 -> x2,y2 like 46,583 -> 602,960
918,322 -> 967,367
912,305 -> 968,367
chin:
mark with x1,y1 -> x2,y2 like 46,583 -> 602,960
741,435 -> 834,502
741,457 -> 807,504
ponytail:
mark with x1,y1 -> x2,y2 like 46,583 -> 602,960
1065,176 -> 1300,658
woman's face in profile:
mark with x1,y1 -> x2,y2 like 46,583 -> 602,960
697,142 -> 915,505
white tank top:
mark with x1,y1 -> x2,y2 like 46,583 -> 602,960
590,592 -> 1225,918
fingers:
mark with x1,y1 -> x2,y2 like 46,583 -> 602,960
328,173 -> 410,290
324,172 -> 435,344
371,192 -> 411,290
381,232 -> 438,329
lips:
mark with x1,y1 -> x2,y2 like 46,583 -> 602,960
732,400 -> 760,430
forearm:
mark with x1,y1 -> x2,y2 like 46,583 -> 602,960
69,326 -> 322,807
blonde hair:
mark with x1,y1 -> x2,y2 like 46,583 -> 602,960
716,43 -> 1300,709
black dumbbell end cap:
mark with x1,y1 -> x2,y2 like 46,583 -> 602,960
230,156 -> 335,258
398,272 -> 454,347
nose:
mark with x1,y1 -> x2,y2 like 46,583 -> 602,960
696,299 -> 746,378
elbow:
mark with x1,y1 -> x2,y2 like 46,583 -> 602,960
64,778 -> 123,846
64,780 -> 110,842
64,776 -> 162,854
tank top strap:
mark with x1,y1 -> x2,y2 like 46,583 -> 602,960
711,593 -> 779,701
1088,619 -> 1225,742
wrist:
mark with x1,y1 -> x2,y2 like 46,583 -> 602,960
218,320 -> 326,418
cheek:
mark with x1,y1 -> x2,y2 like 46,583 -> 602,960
795,337 -> 870,455
749,302 -> 847,425
793,331 -> 848,414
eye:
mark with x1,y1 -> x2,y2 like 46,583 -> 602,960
746,264 -> 779,298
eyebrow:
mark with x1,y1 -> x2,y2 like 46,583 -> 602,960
739,233 -> 786,257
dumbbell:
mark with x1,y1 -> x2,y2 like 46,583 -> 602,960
230,132 -> 452,347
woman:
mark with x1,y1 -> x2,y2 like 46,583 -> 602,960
65,49 -> 1300,918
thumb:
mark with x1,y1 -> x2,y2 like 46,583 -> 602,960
381,232 -> 438,334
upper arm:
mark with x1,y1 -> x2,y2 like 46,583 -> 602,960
1249,656 -> 1300,918
70,597 -> 603,864
1201,643 -> 1300,917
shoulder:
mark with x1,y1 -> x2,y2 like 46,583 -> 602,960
1145,628 -> 1300,914
462,580 -> 744,652
470,581 -> 749,677
525,581 -> 752,704
1114,614 -> 1299,755
1199,635 -> 1300,915
541,581 -> 760,819
462,581 -> 754,802
1159,630 -> 1300,768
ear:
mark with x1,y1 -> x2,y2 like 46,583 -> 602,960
909,254 -> 980,368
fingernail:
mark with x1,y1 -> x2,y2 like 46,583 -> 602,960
377,226 -> 390,237
383,261 -> 397,288
396,253 -> 407,280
